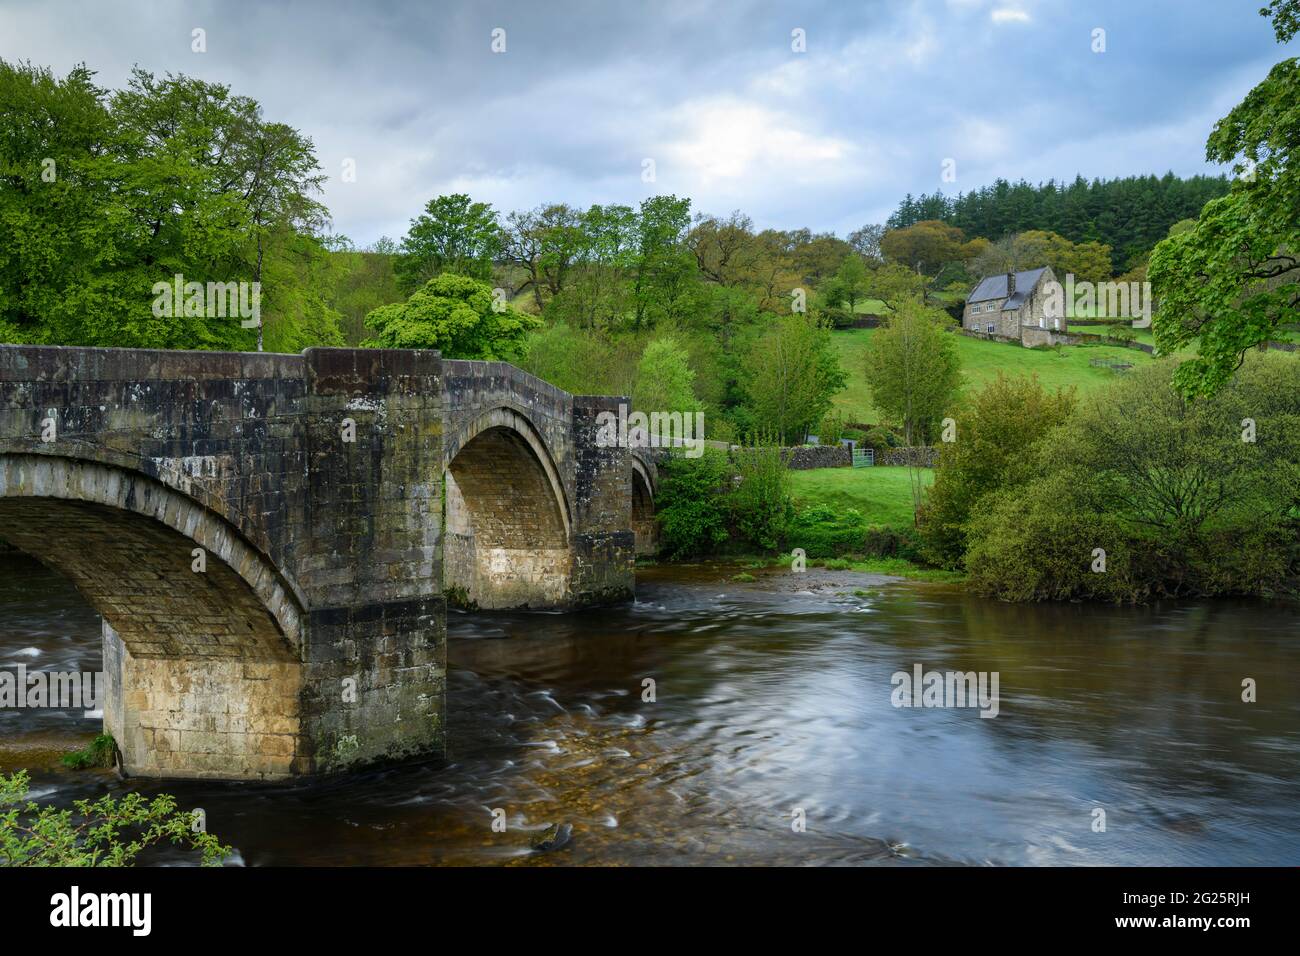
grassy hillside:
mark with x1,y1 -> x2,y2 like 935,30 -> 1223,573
830,327 -> 1158,425
789,465 -> 927,530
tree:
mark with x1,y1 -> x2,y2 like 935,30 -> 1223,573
741,313 -> 847,444
866,263 -> 928,310
543,202 -> 638,331
396,193 -> 502,292
655,450 -> 733,558
633,336 -> 700,414
503,203 -> 585,311
848,223 -> 886,263
880,220 -> 978,275
363,273 -> 539,358
791,233 -> 855,285
886,175 -> 1230,272
820,253 -> 871,314
0,61 -> 334,351
1148,22 -> 1300,395
918,374 -> 1076,568
862,301 -> 962,445
1261,0 -> 1300,41
632,195 -> 696,330
686,211 -> 758,287
969,230 -> 1112,285
862,300 -> 962,517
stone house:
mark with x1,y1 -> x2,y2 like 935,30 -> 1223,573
963,267 -> 1060,342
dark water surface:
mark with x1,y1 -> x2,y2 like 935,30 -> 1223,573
2,553 -> 1298,866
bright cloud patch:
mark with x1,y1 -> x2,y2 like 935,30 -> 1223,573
991,7 -> 1031,24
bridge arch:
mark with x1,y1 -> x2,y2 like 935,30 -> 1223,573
0,454 -> 305,779
630,453 -> 659,556
443,406 -> 573,609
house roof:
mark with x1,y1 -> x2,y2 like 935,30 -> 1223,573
967,268 -> 1049,307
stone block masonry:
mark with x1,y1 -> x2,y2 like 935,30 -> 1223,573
0,344 -> 637,780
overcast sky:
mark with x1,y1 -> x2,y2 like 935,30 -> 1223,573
0,0 -> 1289,246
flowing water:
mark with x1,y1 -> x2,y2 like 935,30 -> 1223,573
2,552 -> 1298,866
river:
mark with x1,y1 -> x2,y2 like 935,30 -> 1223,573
2,553 -> 1297,866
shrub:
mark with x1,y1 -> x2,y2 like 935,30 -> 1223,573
730,435 -> 793,552
964,355 -> 1300,601
787,505 -> 868,558
655,449 -> 733,559
861,425 -> 901,450
1,770 -> 231,866
918,373 -> 1076,569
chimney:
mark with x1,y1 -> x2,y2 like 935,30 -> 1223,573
1006,271 -> 1016,297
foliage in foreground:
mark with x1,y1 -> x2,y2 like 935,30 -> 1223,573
1148,9 -> 1300,396
1,771 -> 231,867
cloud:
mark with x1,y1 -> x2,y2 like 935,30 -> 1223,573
991,7 -> 1032,24
0,0 -> 1280,244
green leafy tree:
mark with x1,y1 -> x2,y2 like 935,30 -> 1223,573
396,194 -> 502,292
919,374 -> 1076,568
1148,6 -> 1300,395
741,313 -> 847,444
866,263 -> 928,311
0,61 -> 334,351
863,300 -> 963,519
633,336 -> 700,413
1,770 -> 231,866
862,300 -> 962,446
821,253 -> 871,314
730,433 -> 793,552
520,321 -> 631,395
880,220 -> 982,276
632,195 -> 697,330
364,273 -> 539,358
655,449 -> 733,558
543,203 -> 638,331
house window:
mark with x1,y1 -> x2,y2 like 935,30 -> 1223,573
986,323 -> 995,334
986,303 -> 996,312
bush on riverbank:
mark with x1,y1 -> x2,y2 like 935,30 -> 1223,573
964,354 -> 1300,602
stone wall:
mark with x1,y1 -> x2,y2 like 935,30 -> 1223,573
1019,327 -> 1155,353
782,445 -> 851,469
873,446 -> 938,467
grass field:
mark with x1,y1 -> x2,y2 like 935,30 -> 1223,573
784,466 -> 964,581
789,465 -> 928,529
830,327 -> 1158,424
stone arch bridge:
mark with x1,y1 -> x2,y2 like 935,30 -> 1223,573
0,345 -> 661,780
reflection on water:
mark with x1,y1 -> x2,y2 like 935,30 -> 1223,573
2,553 -> 1298,865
